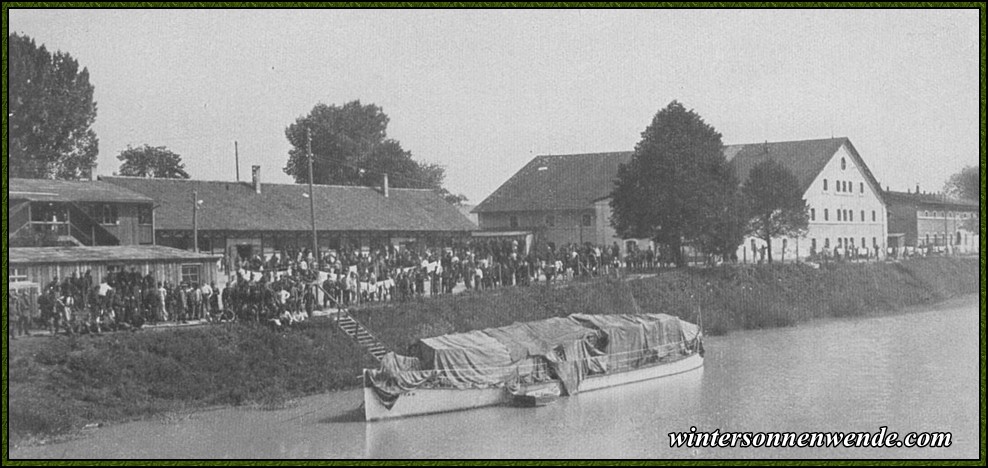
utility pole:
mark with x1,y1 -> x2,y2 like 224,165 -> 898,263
943,192 -> 950,255
192,190 -> 199,253
234,141 -> 240,182
307,127 -> 318,268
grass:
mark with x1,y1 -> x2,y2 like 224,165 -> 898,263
8,320 -> 376,445
8,256 -> 978,445
351,256 -> 980,345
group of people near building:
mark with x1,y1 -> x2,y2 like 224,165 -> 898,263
233,239 -> 662,309
9,239 -> 675,339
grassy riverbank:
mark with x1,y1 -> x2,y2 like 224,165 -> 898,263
352,256 -> 980,347
7,256 -> 979,445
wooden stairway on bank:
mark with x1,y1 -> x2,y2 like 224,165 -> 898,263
335,310 -> 390,362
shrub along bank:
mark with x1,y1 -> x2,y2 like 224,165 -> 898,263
351,256 -> 979,347
8,256 -> 978,444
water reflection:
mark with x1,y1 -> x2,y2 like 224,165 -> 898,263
11,296 -> 979,459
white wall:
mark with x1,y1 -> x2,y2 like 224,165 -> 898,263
739,142 -> 888,262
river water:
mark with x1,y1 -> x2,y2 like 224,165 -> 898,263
11,295 -> 980,460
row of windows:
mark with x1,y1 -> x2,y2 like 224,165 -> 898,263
810,208 -> 877,223
509,214 -> 594,229
810,237 -> 879,250
822,179 -> 864,194
7,265 -> 202,285
921,210 -> 977,219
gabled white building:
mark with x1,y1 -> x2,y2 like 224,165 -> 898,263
475,137 -> 888,262
726,137 -> 888,262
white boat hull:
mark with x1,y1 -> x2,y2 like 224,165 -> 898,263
363,353 -> 703,421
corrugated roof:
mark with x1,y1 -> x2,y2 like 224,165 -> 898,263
101,176 -> 477,233
9,178 -> 153,203
474,137 -> 882,213
883,190 -> 980,209
9,245 -> 222,265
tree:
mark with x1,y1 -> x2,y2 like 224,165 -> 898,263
944,165 -> 978,200
116,145 -> 191,179
610,101 -> 741,266
944,165 -> 979,230
742,159 -> 810,263
9,33 -> 98,179
283,100 -> 467,205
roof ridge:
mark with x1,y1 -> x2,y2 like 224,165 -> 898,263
102,175 -> 436,191
724,136 -> 847,147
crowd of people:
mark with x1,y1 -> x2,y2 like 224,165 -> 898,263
20,269 -> 229,336
230,238 -> 661,308
10,239 -> 672,339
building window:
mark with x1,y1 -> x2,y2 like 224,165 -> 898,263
836,180 -> 841,192
545,215 -> 555,227
138,206 -> 153,225
824,209 -> 829,221
810,208 -> 816,221
823,179 -> 828,191
582,214 -> 593,227
811,238 -> 817,251
509,216 -> 519,229
837,210 -> 842,221
955,232 -> 962,245
98,204 -> 119,225
824,238 -> 830,249
849,210 -> 854,222
9,267 -> 28,282
872,237 -> 878,248
181,264 -> 201,286
872,210 -> 876,222
861,237 -> 866,248
860,182 -> 864,193
860,210 -> 865,223
841,157 -> 846,170
924,210 -> 929,217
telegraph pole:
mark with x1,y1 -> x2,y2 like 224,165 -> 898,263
234,141 -> 240,182
307,128 -> 318,268
192,190 -> 199,253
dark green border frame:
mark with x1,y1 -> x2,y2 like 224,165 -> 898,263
1,2 -> 984,466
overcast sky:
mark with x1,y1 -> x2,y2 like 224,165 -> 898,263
9,8 -> 981,203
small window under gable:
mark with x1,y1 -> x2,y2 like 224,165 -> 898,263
860,182 -> 864,193
841,157 -> 847,170
823,179 -> 828,191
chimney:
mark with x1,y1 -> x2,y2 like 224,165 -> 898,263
382,173 -> 389,198
252,165 -> 261,194
915,183 -> 920,195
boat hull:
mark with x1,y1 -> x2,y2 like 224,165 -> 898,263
363,353 -> 703,421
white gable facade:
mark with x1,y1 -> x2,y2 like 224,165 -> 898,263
739,142 -> 888,263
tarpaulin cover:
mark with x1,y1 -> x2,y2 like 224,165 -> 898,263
572,313 -> 692,372
365,352 -> 437,409
366,313 -> 701,408
413,330 -> 515,388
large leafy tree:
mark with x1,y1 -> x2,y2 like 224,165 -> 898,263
943,165 -> 979,230
116,144 -> 190,179
284,100 -> 467,205
742,159 -> 809,263
9,33 -> 98,179
610,101 -> 741,266
944,165 -> 978,200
